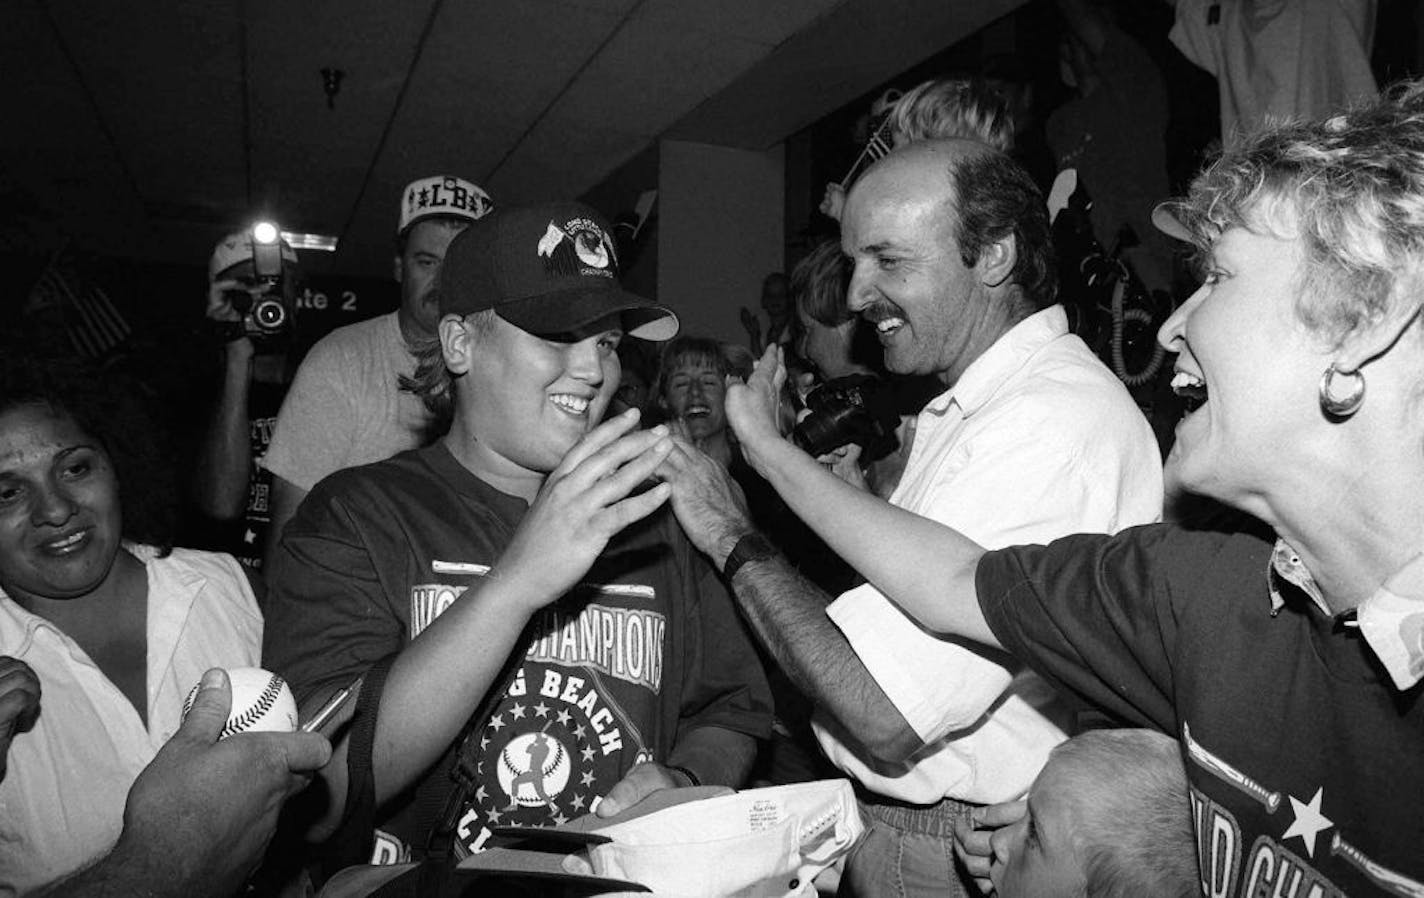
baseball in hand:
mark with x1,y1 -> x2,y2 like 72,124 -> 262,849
182,667 -> 299,738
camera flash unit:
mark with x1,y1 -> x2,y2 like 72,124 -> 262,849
252,221 -> 280,245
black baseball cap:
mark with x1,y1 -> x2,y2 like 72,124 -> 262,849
438,201 -> 679,342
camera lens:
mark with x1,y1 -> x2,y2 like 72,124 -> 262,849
252,298 -> 287,331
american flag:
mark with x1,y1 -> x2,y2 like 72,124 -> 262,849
839,116 -> 896,190
25,256 -> 131,360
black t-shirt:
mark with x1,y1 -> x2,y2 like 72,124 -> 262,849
978,524 -> 1424,897
263,443 -> 772,863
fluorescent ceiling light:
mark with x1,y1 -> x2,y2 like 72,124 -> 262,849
281,231 -> 339,252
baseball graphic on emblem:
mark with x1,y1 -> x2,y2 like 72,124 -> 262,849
181,667 -> 299,739
572,228 -> 610,269
498,731 -> 571,809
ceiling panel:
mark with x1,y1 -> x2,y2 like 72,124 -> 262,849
3,0 -> 1024,278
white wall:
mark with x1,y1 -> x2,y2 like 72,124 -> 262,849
657,139 -> 784,345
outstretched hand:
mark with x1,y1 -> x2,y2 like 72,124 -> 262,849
819,182 -> 847,221
725,345 -> 790,473
114,668 -> 331,896
739,306 -> 764,356
497,409 -> 673,610
654,436 -> 753,568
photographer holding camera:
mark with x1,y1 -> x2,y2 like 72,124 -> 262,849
193,227 -> 301,573
655,139 -> 1163,897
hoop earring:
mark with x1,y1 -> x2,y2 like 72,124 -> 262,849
1318,363 -> 1366,417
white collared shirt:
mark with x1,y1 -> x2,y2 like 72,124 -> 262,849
0,546 -> 262,896
815,306 -> 1163,804
1269,539 -> 1424,691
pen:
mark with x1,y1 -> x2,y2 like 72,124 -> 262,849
300,677 -> 362,733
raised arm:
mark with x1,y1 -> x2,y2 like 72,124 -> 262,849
193,283 -> 257,520
723,347 -> 999,646
265,411 -> 674,837
655,436 -> 924,762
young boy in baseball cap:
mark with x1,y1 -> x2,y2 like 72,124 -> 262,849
263,201 -> 771,875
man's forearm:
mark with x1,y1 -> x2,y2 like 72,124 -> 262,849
727,553 -> 921,762
39,841 -> 213,898
193,346 -> 253,520
745,438 -> 997,647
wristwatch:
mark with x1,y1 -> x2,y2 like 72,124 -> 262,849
722,531 -> 778,581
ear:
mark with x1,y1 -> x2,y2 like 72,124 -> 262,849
392,254 -> 404,283
976,233 -> 1017,289
439,314 -> 476,376
1333,300 -> 1424,373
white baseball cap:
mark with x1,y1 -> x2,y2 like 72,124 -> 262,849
209,229 -> 299,281
398,175 -> 493,237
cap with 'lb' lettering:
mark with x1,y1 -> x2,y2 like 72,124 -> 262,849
397,175 -> 493,237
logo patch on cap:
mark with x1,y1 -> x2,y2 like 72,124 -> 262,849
398,175 -> 493,235
536,217 -> 617,280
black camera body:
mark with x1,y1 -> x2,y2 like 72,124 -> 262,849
219,226 -> 294,340
224,285 -> 291,339
793,373 -> 901,459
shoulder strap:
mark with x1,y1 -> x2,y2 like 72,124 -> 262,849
422,621 -> 536,861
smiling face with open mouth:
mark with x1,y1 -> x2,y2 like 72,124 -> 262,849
1157,226 -> 1326,507
456,313 -> 622,487
840,144 -> 1007,386
0,404 -> 124,606
662,354 -> 728,442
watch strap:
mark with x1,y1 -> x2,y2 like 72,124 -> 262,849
722,531 -> 778,581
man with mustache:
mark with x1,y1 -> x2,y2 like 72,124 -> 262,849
657,138 -> 1163,897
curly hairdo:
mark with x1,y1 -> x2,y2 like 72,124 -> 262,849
888,77 -> 1015,153
949,146 -> 1057,310
1165,79 -> 1424,346
0,356 -> 176,553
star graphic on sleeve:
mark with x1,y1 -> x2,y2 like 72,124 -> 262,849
574,724 -> 586,740
553,812 -> 568,826
1282,787 -> 1333,857
581,745 -> 596,763
480,736 -> 490,750
570,793 -> 586,811
581,770 -> 597,787
475,785 -> 487,804
486,807 -> 504,826
489,714 -> 505,731
510,702 -> 527,720
534,702 -> 550,718
556,709 -> 571,726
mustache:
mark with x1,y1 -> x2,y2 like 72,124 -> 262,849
860,301 -> 905,322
